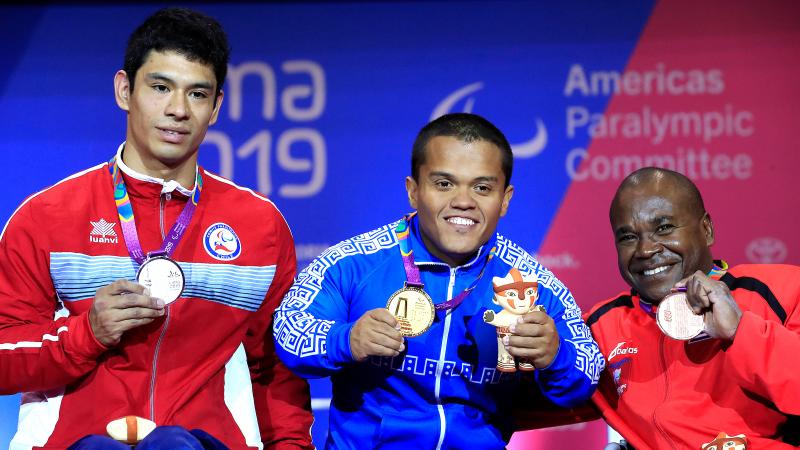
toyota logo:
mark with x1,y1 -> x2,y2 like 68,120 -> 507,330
745,237 -> 787,263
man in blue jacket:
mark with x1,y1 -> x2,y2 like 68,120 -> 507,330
274,113 -> 604,449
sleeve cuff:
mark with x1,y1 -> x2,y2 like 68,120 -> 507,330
64,312 -> 109,363
540,336 -> 571,373
325,321 -> 356,367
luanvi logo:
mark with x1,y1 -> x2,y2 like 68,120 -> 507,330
89,218 -> 118,244
430,82 -> 548,158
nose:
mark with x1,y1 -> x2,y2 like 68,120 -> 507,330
634,234 -> 663,258
165,92 -> 189,120
449,187 -> 477,209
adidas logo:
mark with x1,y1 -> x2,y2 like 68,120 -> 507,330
89,218 -> 118,244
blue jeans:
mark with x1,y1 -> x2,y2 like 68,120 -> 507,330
67,425 -> 228,449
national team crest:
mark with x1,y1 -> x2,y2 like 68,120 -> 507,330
203,223 -> 241,261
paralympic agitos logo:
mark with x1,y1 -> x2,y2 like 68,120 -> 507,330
430,82 -> 548,159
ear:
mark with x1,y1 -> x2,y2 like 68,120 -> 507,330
208,89 -> 225,126
405,176 -> 418,210
499,184 -> 514,217
492,295 -> 500,306
702,212 -> 714,246
114,70 -> 131,112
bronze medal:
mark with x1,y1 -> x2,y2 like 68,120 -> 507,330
656,292 -> 705,340
386,285 -> 435,337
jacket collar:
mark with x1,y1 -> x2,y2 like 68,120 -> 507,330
406,213 -> 497,269
115,142 -> 196,198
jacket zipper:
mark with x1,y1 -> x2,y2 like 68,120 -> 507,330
653,333 -> 676,449
149,191 -> 172,421
434,267 -> 457,450
159,192 -> 170,239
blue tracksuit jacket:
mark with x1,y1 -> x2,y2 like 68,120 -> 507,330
274,216 -> 604,449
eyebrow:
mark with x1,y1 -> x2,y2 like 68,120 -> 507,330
427,171 -> 499,183
613,215 -> 675,235
649,215 -> 674,224
145,72 -> 214,91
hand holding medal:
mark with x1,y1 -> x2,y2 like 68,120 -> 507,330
89,280 -> 166,347
349,309 -> 406,361
658,270 -> 742,341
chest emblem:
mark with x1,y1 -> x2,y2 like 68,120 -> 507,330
203,223 -> 241,261
89,218 -> 118,244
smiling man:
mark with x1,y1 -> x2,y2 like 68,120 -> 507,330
274,113 -> 603,449
0,8 -> 312,449
582,167 -> 800,449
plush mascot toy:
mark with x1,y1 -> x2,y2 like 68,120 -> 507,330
483,268 -> 540,372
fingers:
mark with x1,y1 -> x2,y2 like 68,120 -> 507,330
511,311 -> 550,328
350,309 -> 406,361
102,279 -> 147,296
509,321 -> 552,338
504,311 -> 559,367
111,305 -> 166,321
91,281 -> 167,347
116,291 -> 166,310
368,308 -> 399,329
682,271 -> 725,314
359,333 -> 406,356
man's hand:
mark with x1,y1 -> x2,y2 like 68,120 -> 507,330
506,310 -> 560,369
349,309 -> 405,362
89,280 -> 166,347
677,270 -> 742,341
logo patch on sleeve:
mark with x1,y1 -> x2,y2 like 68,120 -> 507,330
203,223 -> 241,261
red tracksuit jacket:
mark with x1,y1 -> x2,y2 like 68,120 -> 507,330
585,262 -> 800,449
0,150 -> 313,449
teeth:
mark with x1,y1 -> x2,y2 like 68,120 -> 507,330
643,266 -> 668,276
448,217 -> 475,226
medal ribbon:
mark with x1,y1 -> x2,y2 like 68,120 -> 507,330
395,213 -> 496,312
109,155 -> 202,265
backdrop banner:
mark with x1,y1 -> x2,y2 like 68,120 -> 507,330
1,2 -> 797,448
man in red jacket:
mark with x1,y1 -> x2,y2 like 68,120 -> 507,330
517,167 -> 800,449
0,7 -> 312,450
586,167 -> 800,449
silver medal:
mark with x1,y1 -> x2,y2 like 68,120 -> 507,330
136,256 -> 185,305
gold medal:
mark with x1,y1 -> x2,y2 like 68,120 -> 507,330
657,292 -> 705,340
386,285 -> 435,337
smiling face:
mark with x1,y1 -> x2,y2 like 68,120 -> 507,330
610,174 -> 714,303
406,136 -> 513,267
114,50 -> 223,185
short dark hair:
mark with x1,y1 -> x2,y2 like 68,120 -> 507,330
611,166 -> 707,219
123,7 -> 230,97
411,113 -> 514,187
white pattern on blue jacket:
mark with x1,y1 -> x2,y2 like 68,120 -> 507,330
274,216 -> 605,449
